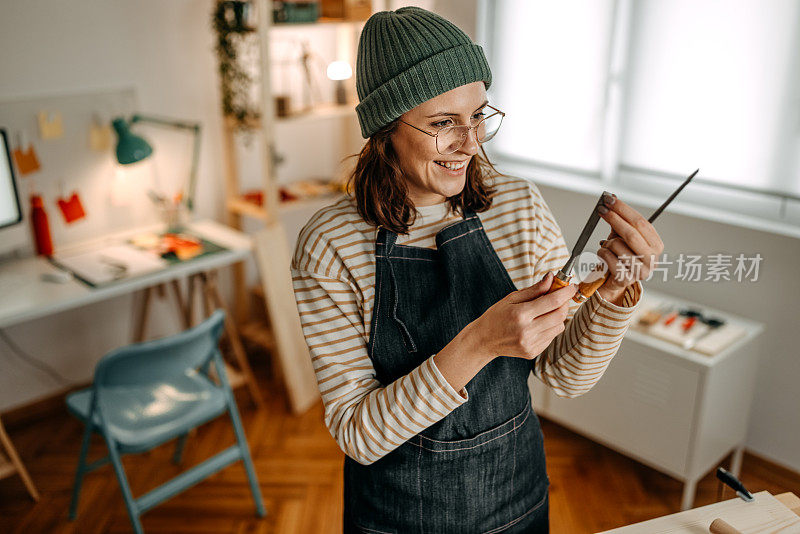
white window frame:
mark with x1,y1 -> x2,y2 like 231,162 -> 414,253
477,0 -> 800,239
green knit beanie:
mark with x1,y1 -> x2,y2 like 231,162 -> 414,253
355,6 -> 492,138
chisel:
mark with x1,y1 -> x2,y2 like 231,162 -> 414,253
549,169 -> 699,302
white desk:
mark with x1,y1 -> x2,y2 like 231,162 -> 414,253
0,219 -> 251,329
0,218 -> 264,408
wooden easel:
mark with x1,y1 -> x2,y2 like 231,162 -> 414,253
0,416 -> 39,501
132,269 -> 266,410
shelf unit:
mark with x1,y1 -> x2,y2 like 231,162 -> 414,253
216,0 -> 368,413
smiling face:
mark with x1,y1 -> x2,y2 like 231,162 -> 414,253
391,81 -> 488,207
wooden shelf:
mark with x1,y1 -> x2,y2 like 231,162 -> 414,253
276,103 -> 357,124
229,192 -> 344,220
223,102 -> 356,129
278,192 -> 345,214
272,17 -> 366,29
227,196 -> 268,220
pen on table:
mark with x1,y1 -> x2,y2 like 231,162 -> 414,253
681,310 -> 701,333
716,467 -> 754,502
684,317 -> 724,350
99,255 -> 128,279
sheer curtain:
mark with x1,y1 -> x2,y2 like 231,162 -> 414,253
620,0 -> 800,196
486,0 -> 800,225
489,0 -> 615,175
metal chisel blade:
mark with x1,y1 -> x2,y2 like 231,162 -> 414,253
561,192 -> 608,274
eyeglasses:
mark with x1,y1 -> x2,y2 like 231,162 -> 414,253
398,104 -> 505,155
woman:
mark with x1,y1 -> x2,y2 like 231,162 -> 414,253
291,7 -> 663,533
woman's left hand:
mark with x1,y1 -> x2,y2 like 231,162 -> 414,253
595,193 -> 664,303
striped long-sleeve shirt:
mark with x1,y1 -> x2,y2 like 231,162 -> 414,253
290,176 -> 642,465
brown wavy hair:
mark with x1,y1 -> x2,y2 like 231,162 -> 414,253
345,120 -> 502,234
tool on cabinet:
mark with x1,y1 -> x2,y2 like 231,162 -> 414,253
637,302 -> 736,355
637,303 -> 673,327
683,315 -> 725,350
549,169 -> 699,302
663,309 -> 680,326
681,309 -> 701,333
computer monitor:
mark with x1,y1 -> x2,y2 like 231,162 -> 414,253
0,128 -> 28,256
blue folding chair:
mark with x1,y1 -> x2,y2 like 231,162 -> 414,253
66,309 -> 265,534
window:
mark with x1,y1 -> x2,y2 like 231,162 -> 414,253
482,0 -> 800,234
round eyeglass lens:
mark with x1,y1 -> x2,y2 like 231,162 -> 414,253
435,113 -> 505,154
436,126 -> 468,155
477,112 -> 503,143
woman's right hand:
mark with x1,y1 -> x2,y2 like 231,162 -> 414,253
433,273 -> 578,395
471,273 -> 577,361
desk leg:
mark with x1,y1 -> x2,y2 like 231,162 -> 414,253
170,279 -> 192,329
681,478 -> 697,511
133,287 -> 152,343
134,279 -> 197,341
200,271 -> 265,410
186,275 -> 196,327
199,273 -> 214,317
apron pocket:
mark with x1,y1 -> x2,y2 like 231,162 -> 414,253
412,402 -> 549,534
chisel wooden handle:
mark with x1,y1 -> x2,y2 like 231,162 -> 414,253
549,273 -> 603,303
575,273 -> 608,303
548,275 -> 571,293
549,272 -> 609,303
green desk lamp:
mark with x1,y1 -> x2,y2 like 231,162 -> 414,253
112,114 -> 202,211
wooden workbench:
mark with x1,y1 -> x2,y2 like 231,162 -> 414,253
600,492 -> 800,533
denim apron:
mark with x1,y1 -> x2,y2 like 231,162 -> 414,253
344,207 -> 550,533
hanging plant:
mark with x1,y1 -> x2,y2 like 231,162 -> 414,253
212,0 -> 261,132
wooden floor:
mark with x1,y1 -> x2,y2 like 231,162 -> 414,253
1,367 -> 798,534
